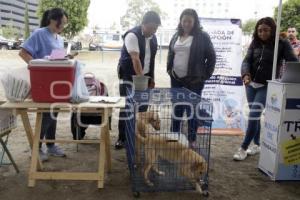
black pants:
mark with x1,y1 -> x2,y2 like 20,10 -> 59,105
118,81 -> 148,141
40,113 -> 58,148
118,82 -> 132,142
170,75 -> 204,142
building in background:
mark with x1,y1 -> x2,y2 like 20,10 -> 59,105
85,0 -> 279,49
155,0 -> 233,46
160,0 -> 232,29
158,0 -> 276,29
0,0 -> 39,36
155,0 -> 277,47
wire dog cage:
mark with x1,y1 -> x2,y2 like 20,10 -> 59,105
124,88 -> 213,197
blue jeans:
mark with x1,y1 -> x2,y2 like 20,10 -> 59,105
170,75 -> 204,142
241,85 -> 267,150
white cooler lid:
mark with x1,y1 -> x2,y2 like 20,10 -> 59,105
29,59 -> 75,67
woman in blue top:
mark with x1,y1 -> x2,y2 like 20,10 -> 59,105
19,8 -> 69,161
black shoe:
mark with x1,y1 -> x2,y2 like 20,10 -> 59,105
115,140 -> 125,150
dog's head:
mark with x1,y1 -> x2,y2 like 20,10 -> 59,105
188,151 -> 208,178
191,160 -> 208,177
138,111 -> 161,131
147,111 -> 160,130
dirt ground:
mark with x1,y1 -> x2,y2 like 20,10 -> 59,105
0,51 -> 299,200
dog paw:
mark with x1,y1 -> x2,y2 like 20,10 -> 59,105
195,183 -> 203,194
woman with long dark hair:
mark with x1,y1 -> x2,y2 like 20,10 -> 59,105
233,17 -> 297,161
19,8 -> 69,161
167,8 -> 216,147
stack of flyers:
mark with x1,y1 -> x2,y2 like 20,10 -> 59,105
1,74 -> 31,102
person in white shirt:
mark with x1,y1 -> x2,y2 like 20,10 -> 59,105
116,11 -> 161,149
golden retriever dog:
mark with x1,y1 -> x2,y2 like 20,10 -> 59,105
135,111 -> 161,164
136,111 -> 161,135
135,131 -> 207,193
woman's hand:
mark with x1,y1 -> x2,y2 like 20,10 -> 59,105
243,74 -> 251,85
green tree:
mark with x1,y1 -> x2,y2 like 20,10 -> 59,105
24,0 -> 30,39
37,0 -> 90,39
242,19 -> 256,36
0,22 -> 19,39
121,0 -> 166,30
274,0 -> 300,32
110,22 -> 118,31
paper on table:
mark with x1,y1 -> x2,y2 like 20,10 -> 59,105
1,73 -> 31,102
67,42 -> 72,55
89,96 -> 121,103
49,49 -> 67,60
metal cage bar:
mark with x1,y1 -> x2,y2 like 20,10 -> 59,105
124,88 -> 213,195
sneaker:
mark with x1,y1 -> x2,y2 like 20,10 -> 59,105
246,145 -> 261,156
47,145 -> 66,157
39,149 -> 49,162
115,140 -> 125,150
233,148 -> 247,161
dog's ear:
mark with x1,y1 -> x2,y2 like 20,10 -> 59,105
149,111 -> 160,120
146,111 -> 160,130
138,112 -> 147,120
147,111 -> 154,120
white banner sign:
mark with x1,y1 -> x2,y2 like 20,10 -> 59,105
200,18 -> 245,135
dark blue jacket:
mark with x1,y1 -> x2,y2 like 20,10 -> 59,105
118,26 -> 157,81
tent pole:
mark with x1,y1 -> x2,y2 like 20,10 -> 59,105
272,0 -> 283,80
